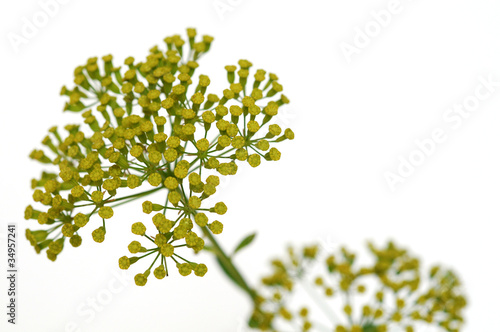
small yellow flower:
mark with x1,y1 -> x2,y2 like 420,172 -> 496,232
128,241 -> 142,254
91,190 -> 104,203
164,177 -> 178,190
212,202 -> 227,215
148,151 -> 162,164
74,213 -> 89,227
194,264 -> 208,277
208,221 -> 223,234
188,196 -> 201,209
98,206 -> 114,219
160,243 -> 174,257
248,154 -> 261,167
148,173 -> 162,187
188,173 -> 202,186
61,223 -> 75,237
127,174 -> 141,189
71,185 -> 85,198
142,201 -> 153,214
177,263 -> 192,276
206,175 -> 220,186
119,256 -> 131,270
168,191 -> 182,205
268,148 -> 281,161
154,265 -> 167,279
92,227 -> 106,243
69,235 -> 82,247
174,163 -> 189,179
134,273 -> 148,286
247,121 -> 260,133
196,138 -> 210,151
163,148 -> 178,162
131,222 -> 146,236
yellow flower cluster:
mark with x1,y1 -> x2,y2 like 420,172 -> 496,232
25,28 -> 294,284
250,242 -> 467,332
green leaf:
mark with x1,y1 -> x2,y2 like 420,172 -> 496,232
233,232 -> 257,256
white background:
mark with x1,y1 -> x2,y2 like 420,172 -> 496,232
1,0 -> 500,331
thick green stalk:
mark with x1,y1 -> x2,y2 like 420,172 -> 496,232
201,227 -> 257,301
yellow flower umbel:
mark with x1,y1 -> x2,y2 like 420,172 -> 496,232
25,28 -> 294,285
250,242 -> 467,332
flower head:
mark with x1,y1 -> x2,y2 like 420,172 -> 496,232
25,28 -> 293,284
251,242 -> 467,332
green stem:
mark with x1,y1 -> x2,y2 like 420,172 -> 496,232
201,227 -> 257,301
106,187 -> 163,204
174,174 -> 256,302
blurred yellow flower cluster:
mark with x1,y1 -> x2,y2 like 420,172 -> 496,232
250,242 -> 466,332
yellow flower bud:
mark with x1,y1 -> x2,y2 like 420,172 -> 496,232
177,263 -> 192,276
61,223 -> 76,237
248,154 -> 261,167
202,111 -> 215,123
164,177 -> 179,190
196,138 -> 210,151
91,191 -> 104,203
71,185 -> 85,198
247,121 -> 260,133
208,220 -> 223,234
188,196 -> 201,209
69,235 -> 82,247
92,227 -> 106,243
255,140 -> 269,151
194,213 -> 208,227
134,273 -> 148,286
148,173 -> 162,186
142,201 -> 153,214
167,136 -> 181,148
164,148 -> 178,162
119,256 -> 131,270
206,175 -> 219,186
154,265 -> 166,279
131,222 -> 146,235
174,164 -> 188,179
128,241 -> 142,253
98,206 -> 114,219
203,184 -> 216,196
160,243 -> 174,257
168,191 -> 182,205
149,151 -> 162,164
127,174 -> 142,189
211,202 -> 227,215
74,213 -> 89,227
194,263 -> 207,277
231,136 -> 245,149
